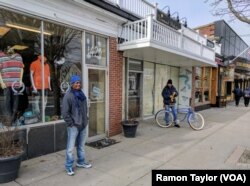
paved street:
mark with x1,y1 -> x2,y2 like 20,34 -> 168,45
2,100 -> 250,186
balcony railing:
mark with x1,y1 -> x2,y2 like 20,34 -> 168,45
183,27 -> 221,54
119,15 -> 216,61
105,0 -> 155,18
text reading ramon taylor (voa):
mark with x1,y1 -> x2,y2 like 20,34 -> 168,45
152,170 -> 249,185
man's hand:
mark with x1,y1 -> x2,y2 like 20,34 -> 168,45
170,92 -> 176,102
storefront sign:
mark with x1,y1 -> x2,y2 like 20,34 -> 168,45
235,61 -> 250,70
156,10 -> 181,30
222,67 -> 234,80
206,40 -> 214,48
90,82 -> 104,101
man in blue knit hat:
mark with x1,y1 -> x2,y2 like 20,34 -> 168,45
62,75 -> 92,176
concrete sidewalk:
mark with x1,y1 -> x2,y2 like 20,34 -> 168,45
3,101 -> 250,186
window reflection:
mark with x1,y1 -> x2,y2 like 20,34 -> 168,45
0,8 -> 82,126
195,67 -> 211,103
88,69 -> 106,137
143,62 -> 154,116
44,22 -> 82,121
85,33 -> 107,66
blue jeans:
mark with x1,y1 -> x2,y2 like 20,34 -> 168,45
165,104 -> 177,123
65,126 -> 87,169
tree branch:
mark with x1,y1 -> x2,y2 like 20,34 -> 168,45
226,0 -> 250,24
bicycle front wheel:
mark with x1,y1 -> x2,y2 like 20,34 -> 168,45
188,112 -> 205,130
155,109 -> 174,128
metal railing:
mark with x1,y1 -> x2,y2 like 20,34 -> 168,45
105,0 -> 156,18
121,18 -> 148,41
183,26 -> 221,55
119,15 -> 216,61
152,19 -> 180,48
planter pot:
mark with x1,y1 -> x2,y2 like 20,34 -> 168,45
121,120 -> 139,138
0,154 -> 22,183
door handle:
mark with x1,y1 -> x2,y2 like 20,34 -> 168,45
87,98 -> 91,108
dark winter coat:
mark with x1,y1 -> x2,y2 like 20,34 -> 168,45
232,87 -> 243,98
161,85 -> 178,105
243,87 -> 250,98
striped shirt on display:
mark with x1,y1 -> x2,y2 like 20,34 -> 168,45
0,51 -> 24,87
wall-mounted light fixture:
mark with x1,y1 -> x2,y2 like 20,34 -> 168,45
171,11 -> 179,22
180,17 -> 187,27
6,23 -> 52,36
162,5 -> 170,17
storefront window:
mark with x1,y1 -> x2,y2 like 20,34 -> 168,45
204,68 -> 211,101
195,67 -> 211,103
0,8 -> 82,126
155,65 -> 170,112
143,62 -> 154,116
179,67 -> 192,107
88,69 -> 105,137
128,72 -> 141,118
86,33 -> 107,137
195,67 -> 202,103
0,9 -> 41,126
44,22 -> 82,122
85,33 -> 107,66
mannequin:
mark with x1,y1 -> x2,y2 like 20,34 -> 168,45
30,55 -> 51,119
0,48 -> 24,125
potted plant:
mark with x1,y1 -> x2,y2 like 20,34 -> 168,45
121,105 -> 139,138
0,117 -> 24,183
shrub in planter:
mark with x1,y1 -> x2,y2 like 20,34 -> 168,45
0,118 -> 24,183
122,105 -> 140,138
121,119 -> 139,138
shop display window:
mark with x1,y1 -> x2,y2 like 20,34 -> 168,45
195,67 -> 202,103
43,22 -> 82,123
195,67 -> 211,103
85,33 -> 107,66
85,32 -> 108,137
0,8 -> 82,126
143,62 -> 154,116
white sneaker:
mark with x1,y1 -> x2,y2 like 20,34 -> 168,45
76,162 -> 92,169
66,167 -> 75,176
175,119 -> 180,124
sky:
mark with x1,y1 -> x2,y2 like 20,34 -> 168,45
147,0 -> 250,46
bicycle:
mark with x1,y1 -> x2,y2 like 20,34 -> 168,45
155,105 -> 205,130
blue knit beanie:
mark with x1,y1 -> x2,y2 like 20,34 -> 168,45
70,75 -> 81,85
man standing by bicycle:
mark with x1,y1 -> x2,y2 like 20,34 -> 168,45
161,79 -> 180,127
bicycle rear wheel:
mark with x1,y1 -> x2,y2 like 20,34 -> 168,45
188,112 -> 205,130
155,109 -> 174,128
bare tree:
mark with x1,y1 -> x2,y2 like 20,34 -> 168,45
205,0 -> 250,24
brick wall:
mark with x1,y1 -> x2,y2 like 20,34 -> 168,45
109,37 -> 123,136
